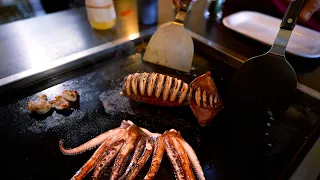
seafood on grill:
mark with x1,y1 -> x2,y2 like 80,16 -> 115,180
121,71 -> 223,125
27,90 -> 79,114
51,95 -> 71,110
62,90 -> 79,102
59,120 -> 205,180
27,94 -> 52,114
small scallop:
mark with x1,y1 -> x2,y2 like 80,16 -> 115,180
162,76 -> 172,101
131,73 -> 139,95
195,87 -> 201,106
27,94 -> 52,114
209,95 -> 213,108
170,79 -> 182,102
139,73 -> 148,95
61,90 -> 78,102
155,74 -> 165,98
202,91 -> 207,108
52,96 -> 70,110
147,73 -> 157,96
125,74 -> 132,96
178,83 -> 189,103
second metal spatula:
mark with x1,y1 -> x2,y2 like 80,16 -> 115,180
229,0 -> 304,112
143,0 -> 193,72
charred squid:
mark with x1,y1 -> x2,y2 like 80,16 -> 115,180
121,72 -> 223,125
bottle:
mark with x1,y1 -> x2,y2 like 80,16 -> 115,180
114,0 -> 139,38
204,0 -> 225,21
137,0 -> 158,25
85,0 -> 116,30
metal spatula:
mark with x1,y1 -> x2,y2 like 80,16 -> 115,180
229,0 -> 304,113
143,0 -> 194,72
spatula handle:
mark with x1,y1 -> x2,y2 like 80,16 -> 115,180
179,0 -> 191,12
280,0 -> 304,30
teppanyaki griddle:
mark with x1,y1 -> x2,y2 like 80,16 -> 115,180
0,37 -> 319,180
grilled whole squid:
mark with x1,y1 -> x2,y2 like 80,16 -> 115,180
122,72 -> 192,106
121,72 -> 223,125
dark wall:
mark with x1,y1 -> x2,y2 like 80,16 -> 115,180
40,0 -> 85,13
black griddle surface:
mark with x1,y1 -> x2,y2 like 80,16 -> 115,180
0,48 -> 318,180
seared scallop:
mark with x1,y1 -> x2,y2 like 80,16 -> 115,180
61,90 -> 79,102
27,94 -> 52,114
52,96 -> 70,110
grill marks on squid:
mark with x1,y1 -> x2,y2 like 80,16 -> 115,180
163,75 -> 172,101
124,72 -> 220,109
124,73 -> 193,104
155,74 -> 165,98
192,86 -> 217,109
139,73 -> 148,95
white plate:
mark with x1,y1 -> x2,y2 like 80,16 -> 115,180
222,11 -> 320,58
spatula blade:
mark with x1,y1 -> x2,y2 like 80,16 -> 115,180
143,23 -> 194,72
229,53 -> 297,113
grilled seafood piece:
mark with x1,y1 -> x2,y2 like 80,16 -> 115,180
27,94 -> 52,114
28,90 -> 79,114
51,95 -> 71,110
121,72 -> 223,125
59,120 -> 205,180
62,90 -> 79,102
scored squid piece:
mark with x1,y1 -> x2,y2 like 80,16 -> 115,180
189,71 -> 223,126
122,72 -> 223,125
170,78 -> 182,102
169,130 -> 196,180
147,73 -> 158,96
163,75 -> 172,101
122,72 -> 191,107
155,74 -> 165,98
139,72 -> 149,95
131,73 -> 139,95
179,83 -> 189,104
110,125 -> 140,180
195,87 -> 201,107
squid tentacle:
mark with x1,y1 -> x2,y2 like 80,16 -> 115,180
178,137 -> 206,180
126,136 -> 154,180
59,127 -> 123,155
144,135 -> 165,180
71,129 -> 126,180
120,135 -> 147,179
164,131 -> 186,180
169,130 -> 196,180
60,120 -> 206,180
110,125 -> 140,180
92,134 -> 127,180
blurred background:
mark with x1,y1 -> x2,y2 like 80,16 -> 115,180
0,0 -> 85,25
